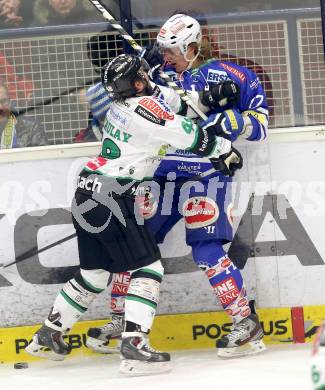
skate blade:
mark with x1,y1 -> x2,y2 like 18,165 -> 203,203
86,337 -> 121,354
119,359 -> 172,376
217,340 -> 267,359
25,340 -> 66,361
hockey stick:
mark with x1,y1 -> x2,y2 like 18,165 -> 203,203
0,232 -> 77,269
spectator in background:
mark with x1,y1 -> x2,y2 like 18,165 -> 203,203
0,0 -> 33,28
33,0 -> 103,26
0,53 -> 34,104
0,82 -> 48,148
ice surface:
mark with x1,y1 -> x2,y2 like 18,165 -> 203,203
0,344 -> 311,390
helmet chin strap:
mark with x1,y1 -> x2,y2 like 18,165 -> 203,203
184,44 -> 201,70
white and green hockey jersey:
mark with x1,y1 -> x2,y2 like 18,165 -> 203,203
84,98 -> 198,181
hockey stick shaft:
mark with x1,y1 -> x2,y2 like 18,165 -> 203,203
0,232 -> 76,269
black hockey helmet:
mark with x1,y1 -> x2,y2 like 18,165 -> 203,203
102,54 -> 150,98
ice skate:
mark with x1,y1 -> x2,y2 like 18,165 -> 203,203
86,314 -> 123,354
25,323 -> 71,361
217,302 -> 266,358
119,331 -> 171,376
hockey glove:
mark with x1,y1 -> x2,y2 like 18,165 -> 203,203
201,80 -> 240,109
200,108 -> 245,142
210,146 -> 243,177
142,44 -> 164,80
143,44 -> 164,67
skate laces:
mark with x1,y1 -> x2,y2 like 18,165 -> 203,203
136,336 -> 160,354
100,315 -> 123,333
227,317 -> 254,341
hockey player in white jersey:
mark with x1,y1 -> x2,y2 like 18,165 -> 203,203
25,54 -> 242,375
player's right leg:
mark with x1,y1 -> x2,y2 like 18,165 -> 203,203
25,268 -> 110,361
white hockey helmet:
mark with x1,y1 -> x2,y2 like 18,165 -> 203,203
157,14 -> 202,55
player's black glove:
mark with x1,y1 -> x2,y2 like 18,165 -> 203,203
142,44 -> 164,80
201,80 -> 240,109
210,146 -> 243,177
143,44 -> 164,67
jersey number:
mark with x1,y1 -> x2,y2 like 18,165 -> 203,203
101,138 -> 121,159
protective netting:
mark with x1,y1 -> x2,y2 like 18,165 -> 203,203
0,17 -> 323,144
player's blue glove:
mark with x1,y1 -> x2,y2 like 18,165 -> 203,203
199,109 -> 245,142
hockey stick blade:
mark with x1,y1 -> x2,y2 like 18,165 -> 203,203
0,232 -> 76,269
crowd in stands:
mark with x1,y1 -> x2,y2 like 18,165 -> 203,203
0,0 -> 103,29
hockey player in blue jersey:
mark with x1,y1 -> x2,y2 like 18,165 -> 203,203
86,13 -> 268,358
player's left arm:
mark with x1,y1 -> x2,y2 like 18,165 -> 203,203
195,65 -> 269,142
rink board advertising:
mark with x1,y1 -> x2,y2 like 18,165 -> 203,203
1,140 -> 325,361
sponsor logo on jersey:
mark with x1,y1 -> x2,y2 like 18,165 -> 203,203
138,97 -> 174,120
135,192 -> 158,220
76,175 -> 102,193
135,105 -> 166,126
108,107 -> 131,129
214,277 -> 240,305
220,63 -> 246,82
183,197 -> 219,229
207,69 -> 229,83
250,77 -> 260,89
